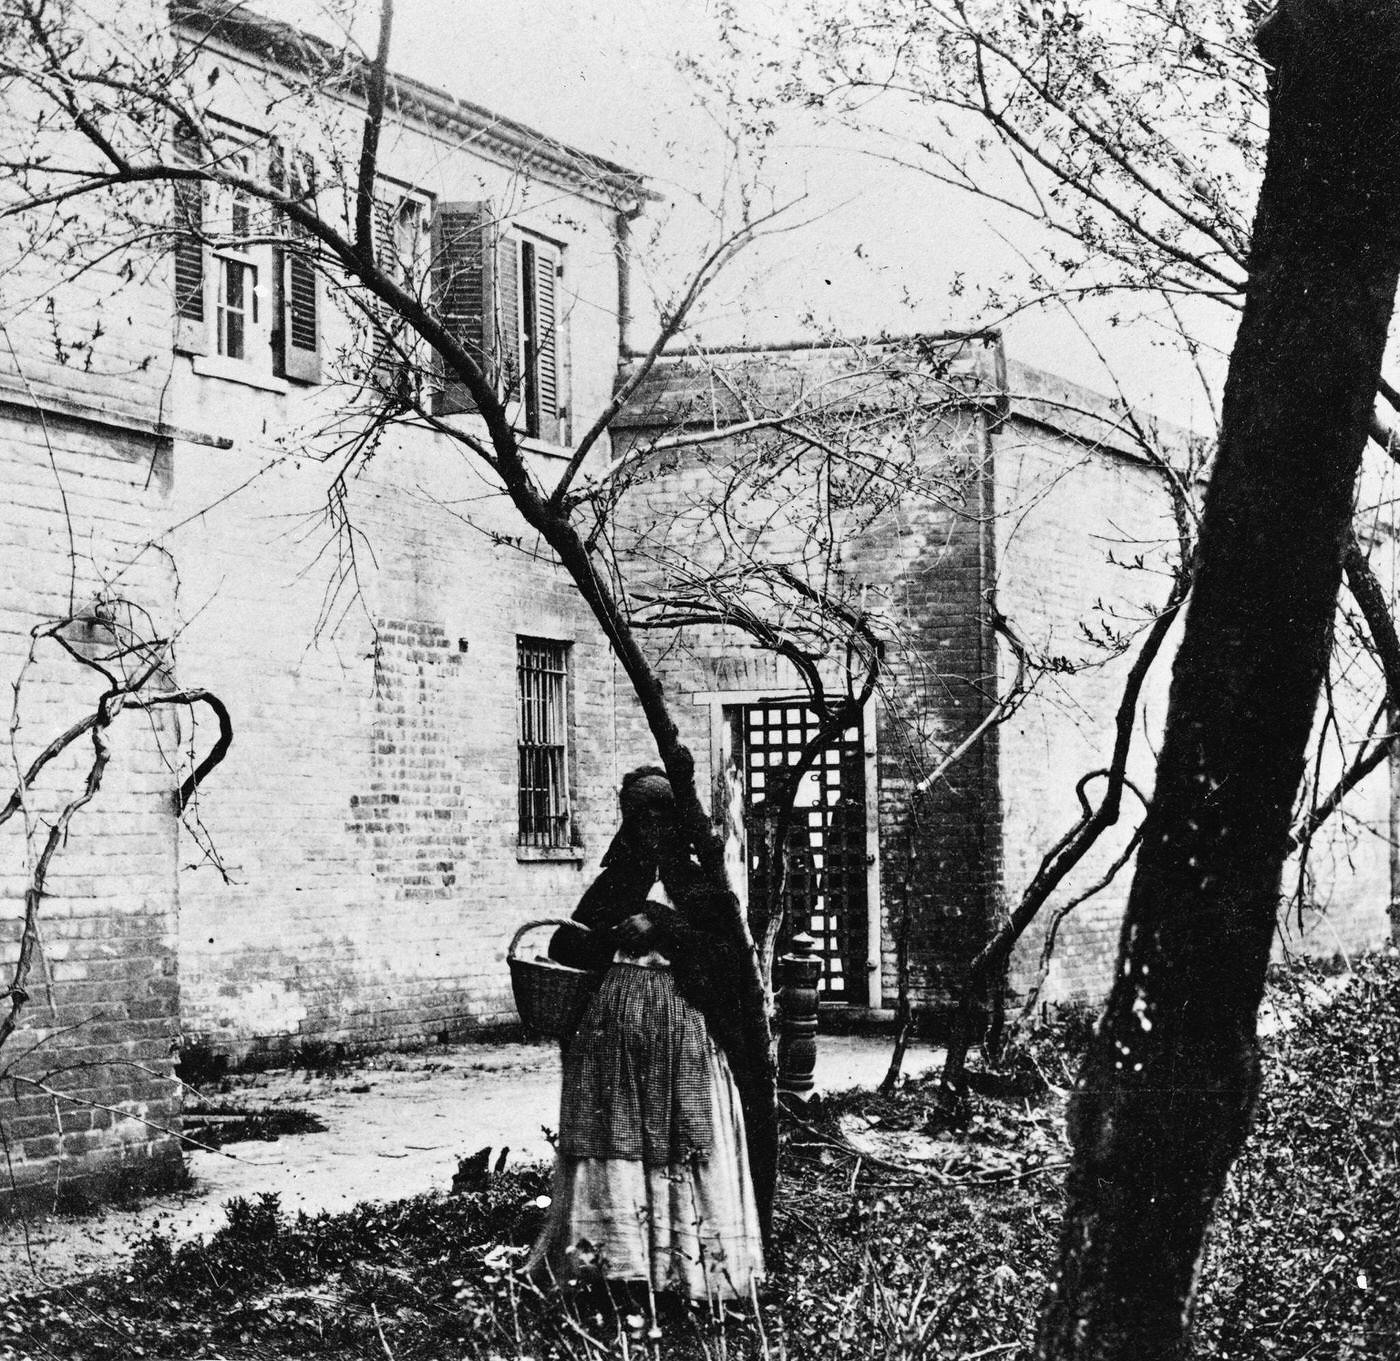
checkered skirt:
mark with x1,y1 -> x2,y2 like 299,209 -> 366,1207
559,961 -> 714,1166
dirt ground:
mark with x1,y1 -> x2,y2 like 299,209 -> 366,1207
0,1032 -> 942,1293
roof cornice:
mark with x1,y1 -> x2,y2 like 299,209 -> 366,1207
170,1 -> 654,209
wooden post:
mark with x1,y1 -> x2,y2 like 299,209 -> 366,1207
777,932 -> 820,1096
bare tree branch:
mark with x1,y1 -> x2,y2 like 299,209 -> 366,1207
550,201 -> 803,509
354,0 -> 394,262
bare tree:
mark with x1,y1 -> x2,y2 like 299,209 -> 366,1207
776,0 -> 1400,1056
0,0 -> 954,1233
0,605 -> 229,1058
1036,4 -> 1400,1353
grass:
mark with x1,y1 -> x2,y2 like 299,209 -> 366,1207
179,1107 -> 330,1150
2,953 -> 1398,1359
1195,954 -> 1400,1358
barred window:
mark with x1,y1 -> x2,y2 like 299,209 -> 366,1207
517,637 -> 571,847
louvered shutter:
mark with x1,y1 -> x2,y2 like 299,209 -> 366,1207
271,151 -> 321,384
280,249 -> 321,383
374,195 -> 396,267
374,194 -> 395,322
554,250 -> 571,445
533,245 -> 560,442
497,236 -> 521,410
172,131 -> 209,355
431,201 -> 494,415
369,193 -> 399,377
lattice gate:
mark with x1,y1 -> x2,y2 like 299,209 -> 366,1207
741,700 -> 868,1003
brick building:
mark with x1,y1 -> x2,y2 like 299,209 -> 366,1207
0,2 -> 1395,1211
611,339 -> 1398,1020
0,0 -> 656,1208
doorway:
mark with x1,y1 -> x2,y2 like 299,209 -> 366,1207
738,699 -> 869,1002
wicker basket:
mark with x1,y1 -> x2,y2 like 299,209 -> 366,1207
508,919 -> 602,1039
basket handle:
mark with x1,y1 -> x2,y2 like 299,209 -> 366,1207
508,917 -> 588,962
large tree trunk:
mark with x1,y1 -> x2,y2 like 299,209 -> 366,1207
1037,4 -> 1400,1357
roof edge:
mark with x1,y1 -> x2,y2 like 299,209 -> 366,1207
612,336 -> 1203,466
1000,357 -> 1202,464
619,328 -> 1001,360
613,332 -> 1007,430
170,0 -> 653,207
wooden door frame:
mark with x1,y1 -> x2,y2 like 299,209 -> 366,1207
689,688 -> 884,1008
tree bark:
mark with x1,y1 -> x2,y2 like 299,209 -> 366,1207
1037,5 -> 1400,1357
527,511 -> 781,1243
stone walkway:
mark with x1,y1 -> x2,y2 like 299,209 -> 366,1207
0,1033 -> 942,1293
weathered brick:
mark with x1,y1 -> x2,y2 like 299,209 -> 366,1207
613,343 -> 1395,1020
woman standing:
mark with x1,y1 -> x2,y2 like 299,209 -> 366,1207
529,767 -> 765,1305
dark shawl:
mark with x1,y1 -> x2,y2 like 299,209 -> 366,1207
644,854 -> 747,1071
546,826 -> 656,972
549,844 -> 744,1070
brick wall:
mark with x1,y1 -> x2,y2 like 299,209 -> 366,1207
0,407 -> 182,1211
834,404 -> 1000,1009
0,0 -> 647,1205
149,32 -> 640,1057
164,430 -> 631,1060
611,339 -> 1007,1013
615,343 -> 1399,1026
993,406 -> 1181,1005
0,7 -> 187,1203
995,363 -> 1395,1008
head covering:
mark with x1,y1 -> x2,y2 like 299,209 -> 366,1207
596,767 -> 675,873
618,766 -> 674,820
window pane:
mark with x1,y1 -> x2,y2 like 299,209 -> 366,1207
393,199 -> 422,285
218,258 -> 249,359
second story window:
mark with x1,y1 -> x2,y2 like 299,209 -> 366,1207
391,196 -> 428,288
517,637 -> 571,849
215,254 -> 254,359
210,168 -> 269,368
171,137 -> 321,385
431,205 -> 568,443
215,184 -> 259,363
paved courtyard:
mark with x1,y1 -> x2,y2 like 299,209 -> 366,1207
0,1033 -> 943,1292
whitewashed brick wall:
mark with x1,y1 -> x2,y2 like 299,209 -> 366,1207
996,363 -> 1395,1007
0,408 -> 182,1210
0,0 -> 647,1204
167,436 -> 631,1056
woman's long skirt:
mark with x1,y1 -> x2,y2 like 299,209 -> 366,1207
532,963 -> 765,1302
